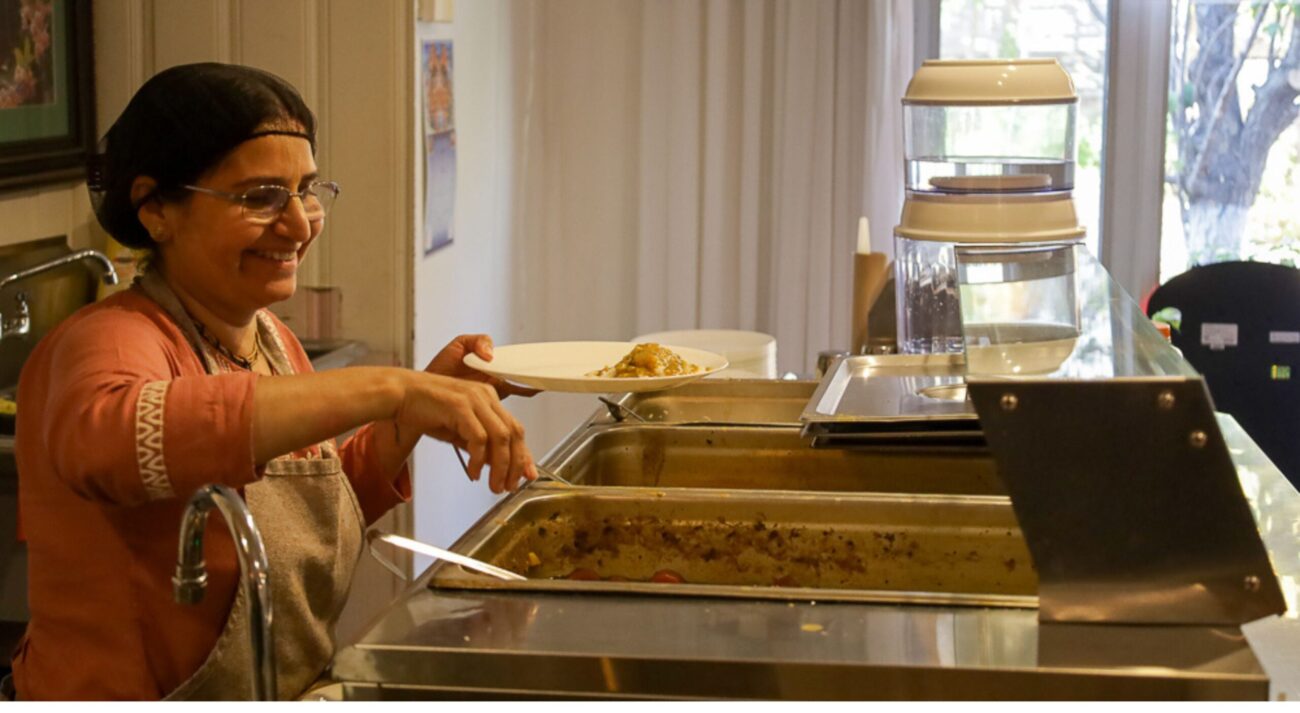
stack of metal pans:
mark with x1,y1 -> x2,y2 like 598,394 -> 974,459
801,353 -> 985,448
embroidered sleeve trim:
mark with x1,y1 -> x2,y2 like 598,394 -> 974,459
135,380 -> 175,500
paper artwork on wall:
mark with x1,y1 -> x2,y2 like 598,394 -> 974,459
420,23 -> 455,257
0,0 -> 97,191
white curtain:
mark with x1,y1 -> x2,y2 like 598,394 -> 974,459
510,0 -> 914,414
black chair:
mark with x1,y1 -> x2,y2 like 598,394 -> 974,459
1146,261 -> 1300,489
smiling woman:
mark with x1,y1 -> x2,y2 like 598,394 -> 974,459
10,63 -> 539,702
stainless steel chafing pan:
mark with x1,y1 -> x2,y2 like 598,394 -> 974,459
542,425 -> 1005,495
429,486 -> 1036,608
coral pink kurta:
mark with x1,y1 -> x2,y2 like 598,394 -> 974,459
12,287 -> 410,700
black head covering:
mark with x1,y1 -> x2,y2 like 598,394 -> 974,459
89,62 -> 317,250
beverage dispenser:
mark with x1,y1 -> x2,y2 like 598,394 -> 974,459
894,59 -> 1085,367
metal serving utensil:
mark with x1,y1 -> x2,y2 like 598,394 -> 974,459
367,530 -> 526,582
533,464 -> 577,486
452,444 -> 577,486
598,395 -> 648,423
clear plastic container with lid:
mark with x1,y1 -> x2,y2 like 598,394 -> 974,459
904,59 -> 1077,195
894,58 -> 1084,357
894,192 -> 1084,355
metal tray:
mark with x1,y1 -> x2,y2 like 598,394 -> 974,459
803,354 -> 976,425
429,486 -> 1036,608
542,424 -> 1004,495
801,354 -> 982,447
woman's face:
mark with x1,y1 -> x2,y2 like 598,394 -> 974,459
155,132 -> 321,322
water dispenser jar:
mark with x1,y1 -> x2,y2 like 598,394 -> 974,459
893,58 -> 1083,357
894,192 -> 1085,355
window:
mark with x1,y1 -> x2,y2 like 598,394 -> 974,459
938,0 -> 1110,258
1161,0 -> 1300,282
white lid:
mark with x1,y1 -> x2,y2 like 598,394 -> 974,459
632,329 -> 776,364
895,191 -> 1085,244
904,59 -> 1077,106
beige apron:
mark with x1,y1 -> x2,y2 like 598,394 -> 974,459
138,273 -> 366,701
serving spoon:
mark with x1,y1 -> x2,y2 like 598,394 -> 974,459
366,530 -> 526,582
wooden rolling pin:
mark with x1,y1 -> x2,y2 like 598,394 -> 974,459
851,218 -> 891,354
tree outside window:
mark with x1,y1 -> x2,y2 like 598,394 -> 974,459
940,0 -> 1109,258
1163,0 -> 1300,280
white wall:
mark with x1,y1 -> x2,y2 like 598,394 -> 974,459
0,185 -> 97,252
408,0 -> 646,549
410,0 -> 528,549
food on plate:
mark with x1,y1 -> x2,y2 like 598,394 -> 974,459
588,343 -> 700,378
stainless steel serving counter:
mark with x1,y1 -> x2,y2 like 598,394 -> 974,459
319,249 -> 1297,700
318,412 -> 1298,701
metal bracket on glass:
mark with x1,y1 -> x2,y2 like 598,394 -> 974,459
967,377 -> 1286,625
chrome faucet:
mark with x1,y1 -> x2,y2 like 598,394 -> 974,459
173,484 -> 278,701
0,249 -> 119,340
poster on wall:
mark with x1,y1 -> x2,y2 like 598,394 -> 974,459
0,0 -> 96,191
420,21 -> 455,256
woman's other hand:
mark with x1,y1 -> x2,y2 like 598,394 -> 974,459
395,372 -> 537,493
424,334 -> 541,399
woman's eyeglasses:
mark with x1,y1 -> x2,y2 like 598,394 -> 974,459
182,180 -> 341,224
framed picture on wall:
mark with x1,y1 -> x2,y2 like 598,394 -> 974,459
0,0 -> 95,192
419,19 -> 455,257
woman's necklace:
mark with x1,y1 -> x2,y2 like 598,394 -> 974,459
192,318 -> 261,371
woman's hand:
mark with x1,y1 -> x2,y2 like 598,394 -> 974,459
424,334 -> 541,399
394,371 -> 538,493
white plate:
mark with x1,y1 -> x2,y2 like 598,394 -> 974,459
463,341 -> 729,393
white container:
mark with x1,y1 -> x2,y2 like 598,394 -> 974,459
632,329 -> 777,379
